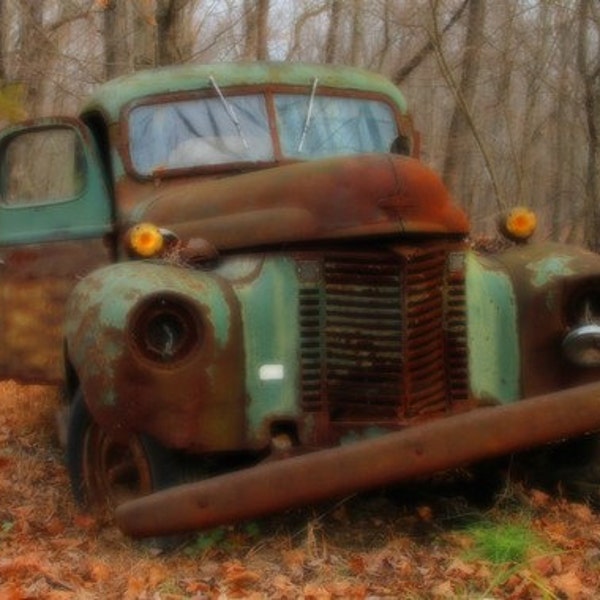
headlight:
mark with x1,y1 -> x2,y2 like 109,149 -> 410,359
129,295 -> 202,364
563,287 -> 600,367
563,325 -> 600,367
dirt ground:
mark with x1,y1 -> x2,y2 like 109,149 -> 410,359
2,380 -> 600,599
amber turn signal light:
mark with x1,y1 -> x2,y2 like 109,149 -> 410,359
126,223 -> 165,258
499,207 -> 537,243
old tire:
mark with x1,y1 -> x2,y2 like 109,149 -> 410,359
67,390 -> 176,510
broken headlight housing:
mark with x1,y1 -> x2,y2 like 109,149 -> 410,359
129,294 -> 202,365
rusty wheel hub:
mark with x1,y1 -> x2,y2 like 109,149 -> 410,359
82,422 -> 153,508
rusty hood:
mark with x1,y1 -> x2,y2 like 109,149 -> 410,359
130,154 -> 469,250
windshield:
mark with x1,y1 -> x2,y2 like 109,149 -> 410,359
275,95 -> 398,159
128,92 -> 400,176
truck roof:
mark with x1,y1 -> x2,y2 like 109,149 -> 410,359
80,61 -> 409,122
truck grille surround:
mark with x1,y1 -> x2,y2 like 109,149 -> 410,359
298,244 -> 469,422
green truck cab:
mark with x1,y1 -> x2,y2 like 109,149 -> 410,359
2,62 -> 600,537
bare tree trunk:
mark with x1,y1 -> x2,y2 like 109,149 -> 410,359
373,0 -> 392,70
15,0 -> 47,112
104,0 -> 132,79
133,1 -> 157,69
242,0 -> 270,60
156,0 -> 195,65
577,0 -> 600,251
325,0 -> 342,63
350,0 -> 363,66
441,0 -> 486,206
0,0 -> 6,81
513,3 -> 554,212
255,0 -> 270,60
550,16 -> 573,242
474,1 -> 516,223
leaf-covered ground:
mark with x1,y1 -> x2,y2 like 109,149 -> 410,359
2,381 -> 600,599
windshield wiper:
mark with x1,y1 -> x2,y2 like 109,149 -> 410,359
209,75 -> 249,151
297,77 -> 319,153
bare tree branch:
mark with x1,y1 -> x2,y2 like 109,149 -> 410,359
286,2 -> 329,61
392,0 -> 469,84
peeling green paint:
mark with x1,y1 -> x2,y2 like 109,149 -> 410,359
83,262 -> 233,349
527,255 -> 576,288
466,254 -> 520,404
66,261 -> 235,411
230,257 -> 300,437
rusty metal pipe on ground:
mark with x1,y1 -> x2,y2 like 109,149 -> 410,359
116,382 -> 600,538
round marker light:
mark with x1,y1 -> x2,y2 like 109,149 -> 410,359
127,223 -> 165,258
501,207 -> 537,243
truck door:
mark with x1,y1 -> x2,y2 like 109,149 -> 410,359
0,118 -> 114,383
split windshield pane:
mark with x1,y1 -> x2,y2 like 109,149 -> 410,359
129,95 -> 274,175
275,95 -> 399,158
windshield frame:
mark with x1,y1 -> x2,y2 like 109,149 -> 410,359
121,84 -> 409,181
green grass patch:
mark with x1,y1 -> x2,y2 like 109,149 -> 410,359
465,518 -> 547,564
459,515 -> 559,598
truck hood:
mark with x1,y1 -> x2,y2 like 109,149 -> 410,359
132,154 -> 469,250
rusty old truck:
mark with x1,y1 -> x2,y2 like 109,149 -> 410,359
2,62 -> 600,538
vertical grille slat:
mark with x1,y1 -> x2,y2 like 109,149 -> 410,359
323,252 -> 403,419
298,245 -> 469,420
403,247 -> 448,417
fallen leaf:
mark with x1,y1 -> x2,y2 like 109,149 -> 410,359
348,554 -> 366,575
303,583 -> 331,600
89,561 -> 111,583
222,560 -> 261,588
432,580 -> 454,598
73,514 -> 97,531
445,557 -> 476,578
567,503 -> 594,523
529,488 -> 551,507
550,570 -> 588,599
267,573 -> 297,597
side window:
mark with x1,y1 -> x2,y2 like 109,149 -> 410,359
0,127 -> 84,206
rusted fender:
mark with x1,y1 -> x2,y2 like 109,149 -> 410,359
116,381 -> 600,538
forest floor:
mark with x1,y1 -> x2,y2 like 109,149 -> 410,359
2,381 -> 600,599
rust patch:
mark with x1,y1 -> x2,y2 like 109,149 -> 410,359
0,239 -> 111,383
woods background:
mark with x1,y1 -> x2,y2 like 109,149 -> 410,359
0,0 -> 598,249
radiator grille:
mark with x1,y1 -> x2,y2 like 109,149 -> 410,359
298,245 -> 468,421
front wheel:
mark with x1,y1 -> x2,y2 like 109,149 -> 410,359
67,390 -> 176,511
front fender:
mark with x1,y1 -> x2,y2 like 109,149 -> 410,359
474,242 -> 600,399
65,261 -> 246,452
